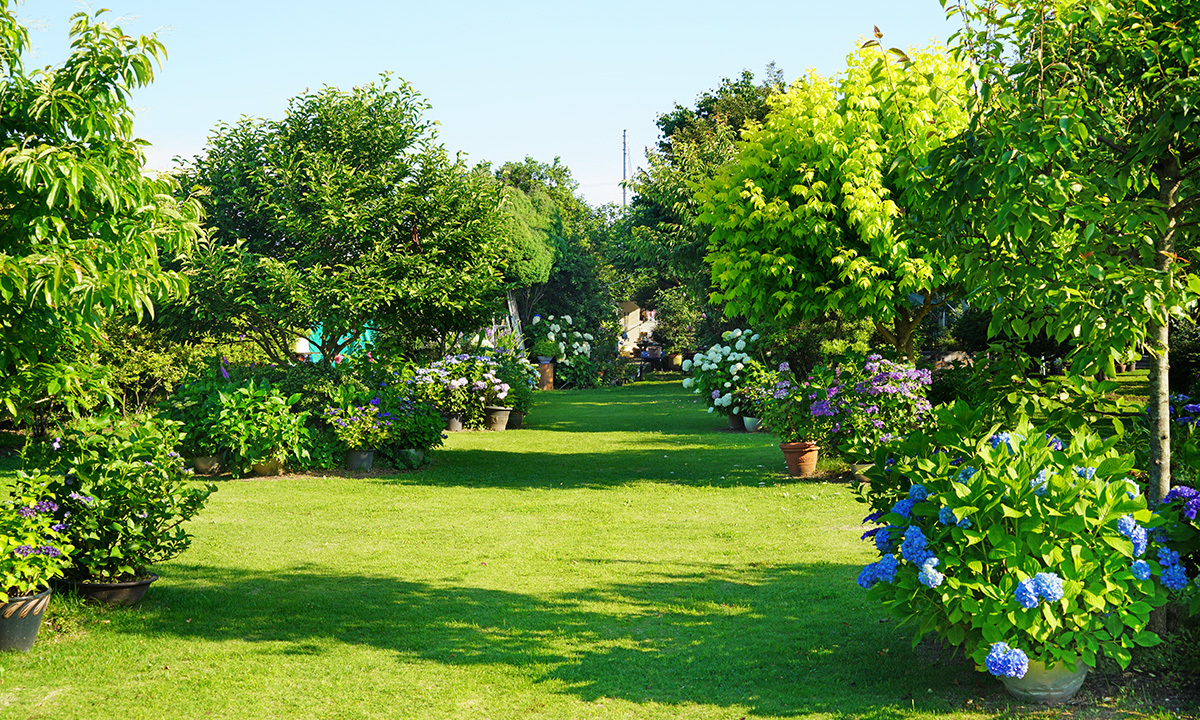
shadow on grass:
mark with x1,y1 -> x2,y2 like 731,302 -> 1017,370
381,446 -> 807,490
120,561 -> 985,718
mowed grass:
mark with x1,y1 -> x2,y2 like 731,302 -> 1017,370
0,382 -> 1013,720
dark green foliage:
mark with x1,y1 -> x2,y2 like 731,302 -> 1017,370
176,75 -> 507,363
649,285 -> 701,354
1171,317 -> 1200,397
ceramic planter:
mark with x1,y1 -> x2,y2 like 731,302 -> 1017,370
192,455 -> 222,474
999,659 -> 1089,704
0,587 -> 51,652
251,457 -> 284,476
727,414 -> 745,432
345,449 -> 374,471
483,406 -> 512,432
59,574 -> 159,606
780,441 -> 820,477
742,416 -> 762,432
507,411 -> 525,430
444,413 -> 464,432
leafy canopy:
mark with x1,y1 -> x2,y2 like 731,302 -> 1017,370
0,4 -> 203,421
699,43 -> 971,360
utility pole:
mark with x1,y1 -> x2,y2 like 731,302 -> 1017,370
622,129 -> 627,207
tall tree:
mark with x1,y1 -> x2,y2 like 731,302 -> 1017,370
176,76 -> 507,363
699,43 -> 972,361
929,0 -> 1200,500
0,5 -> 203,421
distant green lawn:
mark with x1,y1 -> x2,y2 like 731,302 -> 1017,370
0,381 -> 1179,719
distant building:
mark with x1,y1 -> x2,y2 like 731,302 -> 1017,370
617,301 -> 657,355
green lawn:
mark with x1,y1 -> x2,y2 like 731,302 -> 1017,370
0,382 -> 1182,719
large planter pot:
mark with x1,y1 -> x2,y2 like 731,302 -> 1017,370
59,574 -> 159,606
484,406 -> 512,432
192,455 -> 222,474
0,587 -> 51,652
395,448 -> 426,470
507,411 -> 525,430
537,362 -> 554,391
999,659 -> 1089,705
345,449 -> 374,471
780,441 -> 820,477
251,457 -> 283,476
743,416 -> 762,432
667,353 -> 683,370
727,414 -> 746,432
444,413 -> 464,432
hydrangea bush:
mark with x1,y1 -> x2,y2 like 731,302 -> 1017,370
681,328 -> 759,416
1155,483 -> 1200,614
820,353 -> 933,463
527,314 -> 593,364
409,354 -> 505,428
321,403 -> 393,450
854,403 -> 1181,678
755,362 -> 840,443
22,414 -> 217,582
0,476 -> 73,602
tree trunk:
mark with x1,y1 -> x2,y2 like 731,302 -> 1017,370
1146,323 -> 1171,503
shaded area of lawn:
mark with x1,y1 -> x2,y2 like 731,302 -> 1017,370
110,560 -> 982,719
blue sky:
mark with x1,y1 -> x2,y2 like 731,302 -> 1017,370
21,0 -> 959,207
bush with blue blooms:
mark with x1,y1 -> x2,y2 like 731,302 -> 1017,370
853,402 -> 1191,680
1154,484 -> 1200,614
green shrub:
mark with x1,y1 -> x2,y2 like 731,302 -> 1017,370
651,285 -> 700,354
213,380 -> 309,477
856,404 -> 1180,675
22,413 -> 216,582
0,475 -> 74,601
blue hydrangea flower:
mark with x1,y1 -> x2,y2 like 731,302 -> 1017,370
1045,433 -> 1065,451
1033,572 -> 1064,602
1117,514 -> 1137,537
938,506 -> 956,525
857,554 -> 900,588
1162,563 -> 1189,591
986,642 -> 1029,679
990,432 -> 1015,452
1014,578 -> 1039,609
956,466 -> 978,483
957,515 -> 973,529
1117,515 -> 1148,556
1031,468 -> 1050,496
1158,548 -> 1181,567
1131,559 -> 1151,580
891,498 -> 916,518
874,527 -> 896,552
918,557 -> 944,588
908,484 -> 928,502
901,526 -> 932,565
1075,466 -> 1097,480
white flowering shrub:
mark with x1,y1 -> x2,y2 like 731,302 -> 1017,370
528,314 -> 593,364
681,328 -> 759,416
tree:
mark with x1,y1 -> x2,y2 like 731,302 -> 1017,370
928,0 -> 1200,500
698,43 -> 972,361
0,5 -> 203,421
176,76 -> 507,363
616,69 -> 784,306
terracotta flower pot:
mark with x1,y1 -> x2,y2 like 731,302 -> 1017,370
780,441 -> 820,477
251,457 -> 283,476
537,362 -> 554,391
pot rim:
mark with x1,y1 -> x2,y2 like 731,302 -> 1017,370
60,572 -> 159,590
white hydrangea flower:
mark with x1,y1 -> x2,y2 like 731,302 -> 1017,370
563,315 -> 572,324
731,363 -> 743,374
547,332 -> 555,341
682,360 -> 693,371
721,346 -> 731,355
733,406 -> 740,414
730,328 -> 743,338
584,333 -> 593,341
735,339 -> 746,351
707,407 -> 714,413
682,378 -> 694,388
724,382 -> 731,388
721,331 -> 732,341
751,334 -> 760,341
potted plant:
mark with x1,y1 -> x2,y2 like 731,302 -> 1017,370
491,352 -> 537,428
322,402 -> 393,470
681,328 -> 760,430
0,475 -> 73,650
821,353 -> 934,466
213,379 -> 310,476
22,414 -> 217,605
759,363 -> 838,476
854,407 -> 1188,704
160,372 -> 227,474
735,360 -> 775,432
478,373 -> 513,431
375,398 -> 446,469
